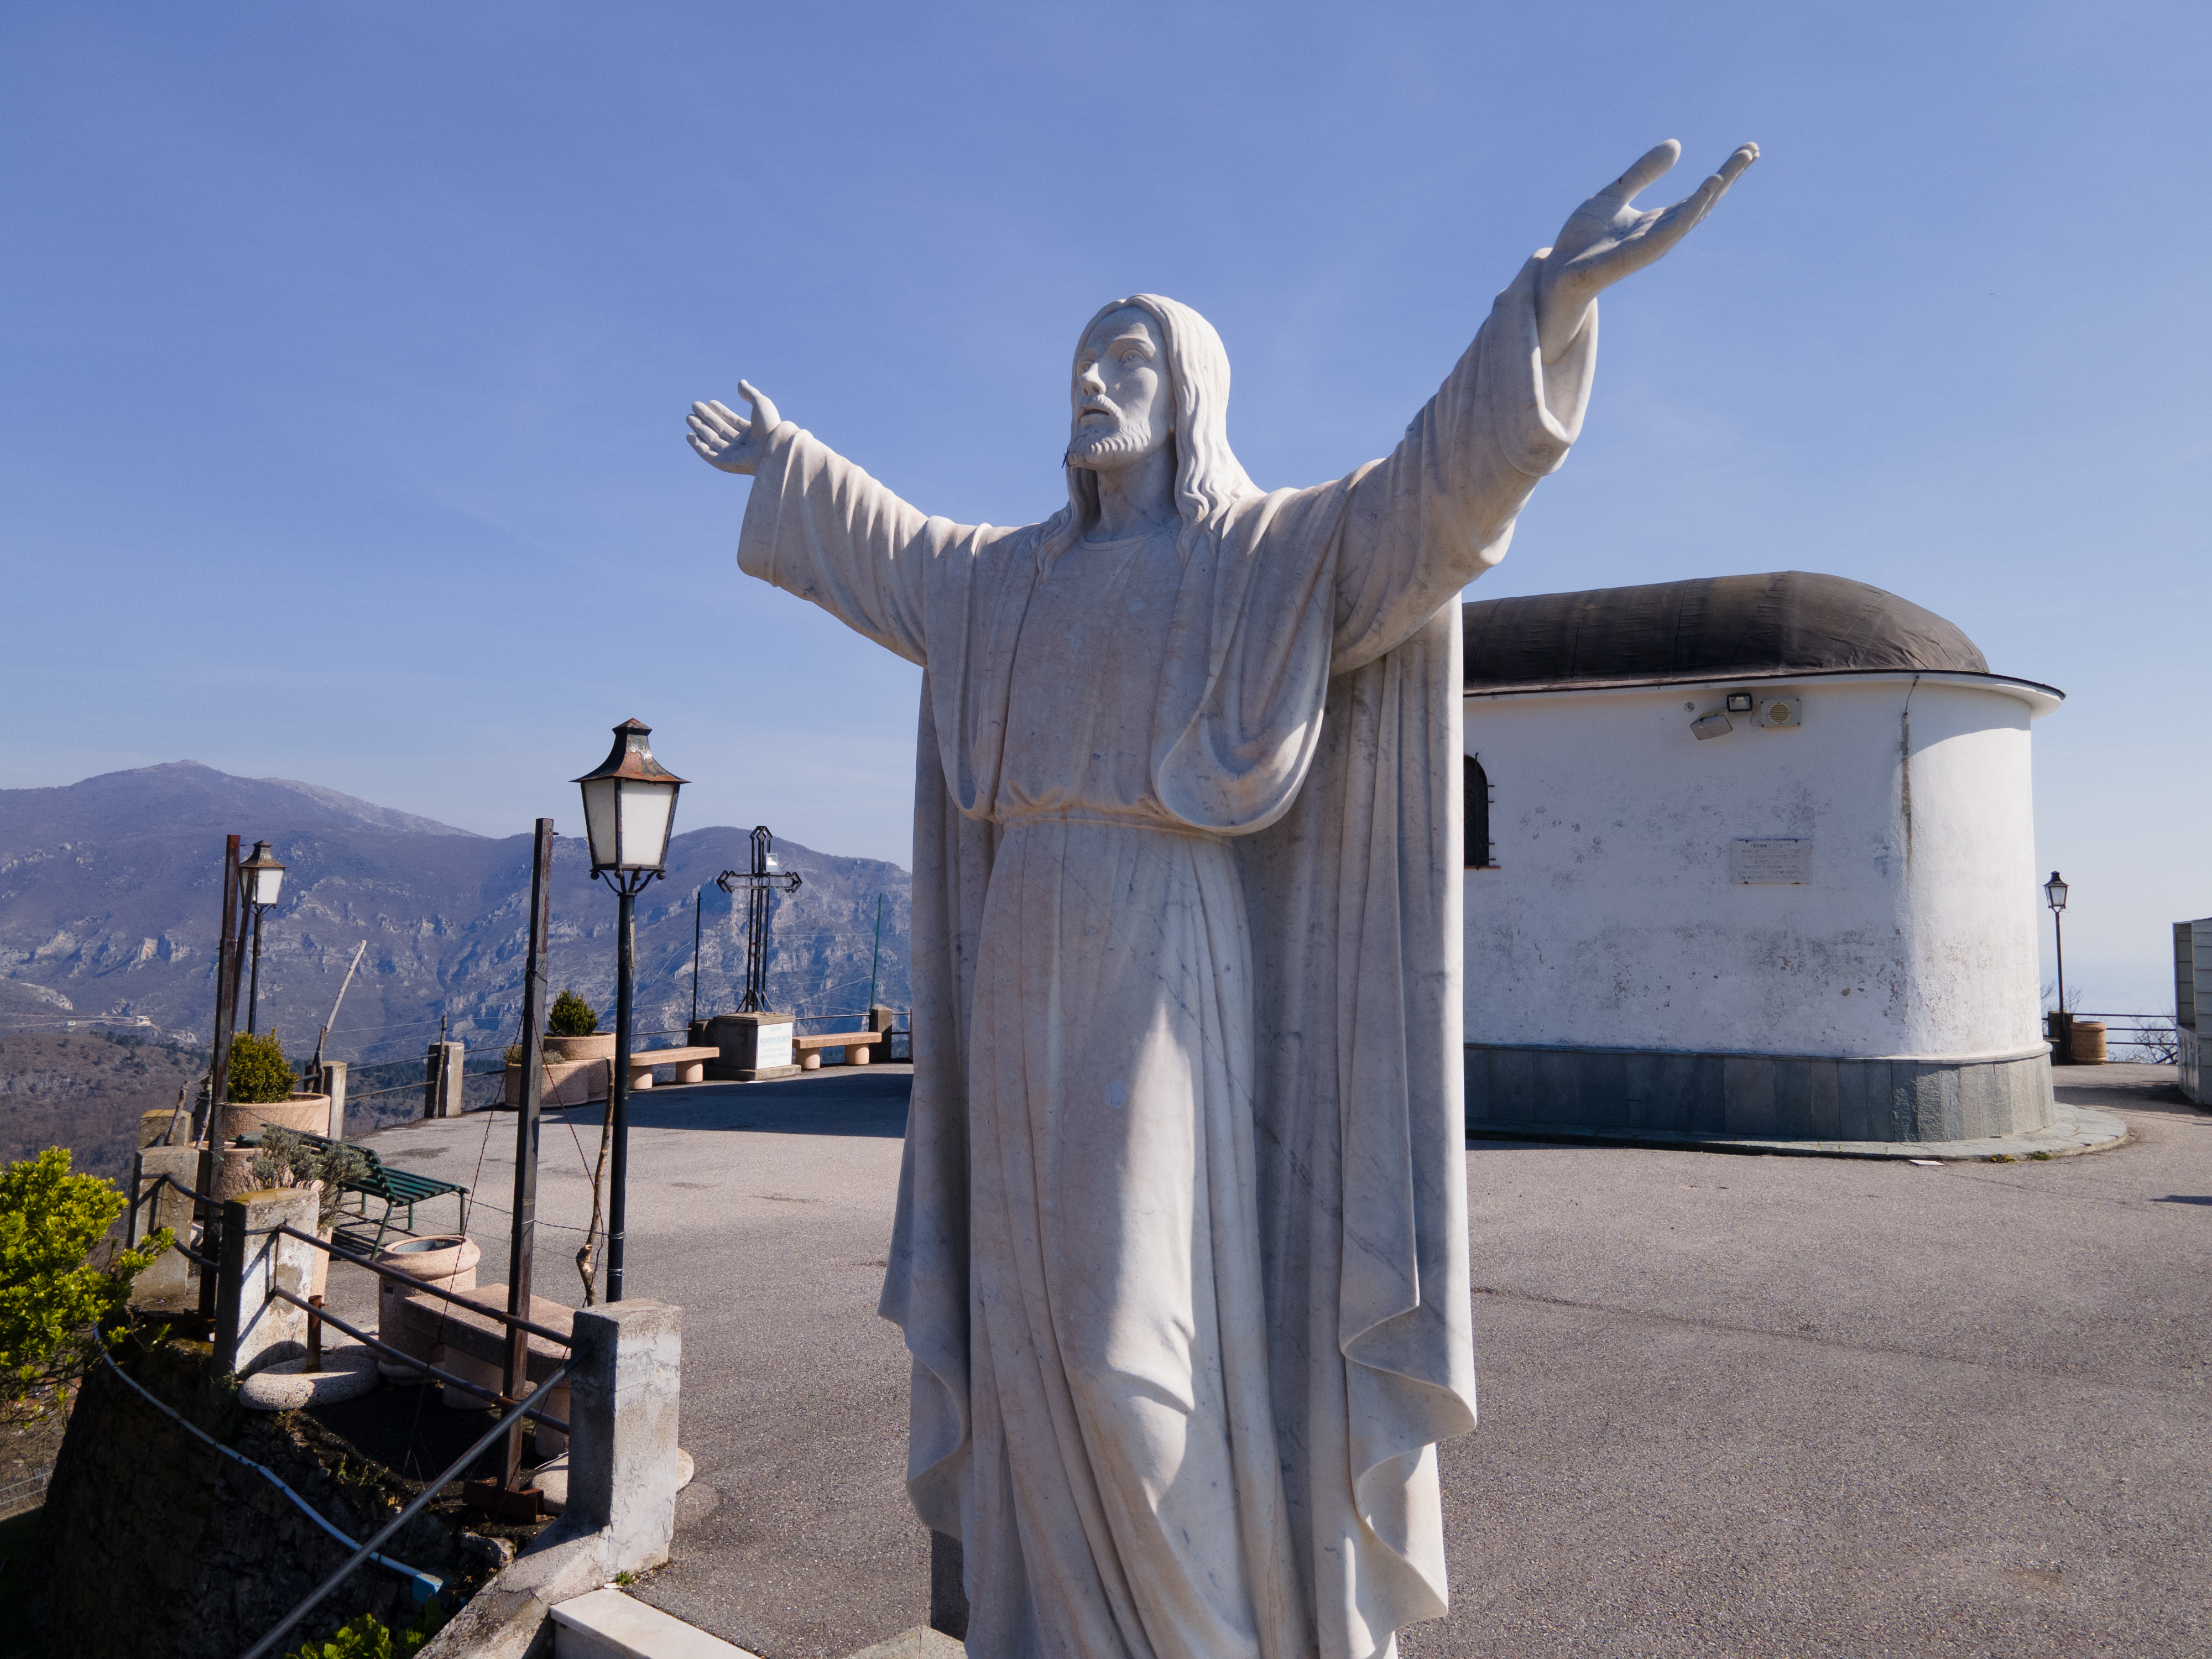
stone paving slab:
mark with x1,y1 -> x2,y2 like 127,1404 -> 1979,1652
1465,1098 -> 2127,1160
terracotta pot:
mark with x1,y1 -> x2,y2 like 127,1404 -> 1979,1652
374,1234 -> 482,1381
2070,1021 -> 2108,1065
543,1033 -> 616,1063
226,1094 -> 331,1139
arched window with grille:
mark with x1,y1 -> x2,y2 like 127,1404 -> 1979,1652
1464,754 -> 1495,869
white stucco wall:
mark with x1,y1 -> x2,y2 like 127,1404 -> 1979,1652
1462,674 -> 2052,1062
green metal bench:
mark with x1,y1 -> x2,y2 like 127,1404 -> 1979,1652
236,1129 -> 470,1251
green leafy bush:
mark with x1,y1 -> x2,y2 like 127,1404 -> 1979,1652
249,1127 -> 368,1229
547,990 -> 599,1037
285,1601 -> 446,1658
227,1029 -> 298,1103
0,1147 -> 171,1412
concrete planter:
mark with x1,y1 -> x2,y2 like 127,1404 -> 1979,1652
544,1034 -> 615,1063
374,1234 -> 482,1381
503,1058 -> 610,1109
225,1093 -> 331,1140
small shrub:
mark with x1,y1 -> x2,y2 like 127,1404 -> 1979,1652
0,1147 -> 171,1413
250,1127 -> 368,1229
228,1030 -> 298,1103
547,990 -> 599,1037
286,1600 -> 446,1658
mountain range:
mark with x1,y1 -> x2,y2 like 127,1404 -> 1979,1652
0,762 -> 914,1071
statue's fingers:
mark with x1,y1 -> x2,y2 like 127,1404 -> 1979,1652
1601,139 -> 1681,202
691,400 -> 744,440
1717,142 -> 1759,186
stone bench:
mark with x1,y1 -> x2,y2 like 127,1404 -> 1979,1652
791,1030 -> 884,1070
395,1282 -> 576,1453
627,1045 -> 721,1089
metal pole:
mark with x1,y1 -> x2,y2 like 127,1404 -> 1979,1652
2054,909 -> 2065,1018
866,892 -> 884,1018
608,884 -> 635,1301
247,904 -> 266,1035
692,885 -> 702,1030
504,818 -> 554,1490
198,834 -> 243,1322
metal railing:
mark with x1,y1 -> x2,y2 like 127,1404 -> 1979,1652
228,1219 -> 582,1657
237,1359 -> 575,1659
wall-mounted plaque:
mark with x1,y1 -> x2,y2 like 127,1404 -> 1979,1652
1730,838 -> 1811,884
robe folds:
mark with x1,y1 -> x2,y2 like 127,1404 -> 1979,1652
734,256 -> 1596,1659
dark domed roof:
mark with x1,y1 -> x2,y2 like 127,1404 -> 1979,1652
1462,571 -> 1994,695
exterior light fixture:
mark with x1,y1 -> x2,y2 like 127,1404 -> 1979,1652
2044,870 -> 2070,1060
572,719 -> 688,1302
575,719 -> 687,877
240,839 -> 288,907
238,839 -> 289,1035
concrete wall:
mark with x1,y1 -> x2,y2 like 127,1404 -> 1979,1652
1463,673 -> 2051,1062
1460,672 -> 2057,1140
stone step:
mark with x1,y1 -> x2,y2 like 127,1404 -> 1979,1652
552,1588 -> 756,1659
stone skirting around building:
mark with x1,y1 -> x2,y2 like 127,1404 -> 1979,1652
1464,1043 -> 2056,1143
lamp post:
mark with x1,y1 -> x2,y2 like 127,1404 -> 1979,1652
238,840 -> 288,1035
574,719 -> 686,1302
2044,870 -> 2070,1059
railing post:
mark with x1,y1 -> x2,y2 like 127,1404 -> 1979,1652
129,1149 -> 204,1306
212,1190 -> 319,1377
321,1060 -> 348,1139
566,1300 -> 682,1575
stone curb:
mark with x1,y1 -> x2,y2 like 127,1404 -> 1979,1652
1464,1100 -> 2128,1162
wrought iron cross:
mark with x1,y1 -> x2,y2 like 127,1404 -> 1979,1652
716,825 -> 802,1013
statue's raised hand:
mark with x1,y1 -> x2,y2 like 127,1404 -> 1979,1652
686,382 -> 780,476
1535,140 -> 1757,361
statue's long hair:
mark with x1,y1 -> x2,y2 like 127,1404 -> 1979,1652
1036,294 -> 1260,567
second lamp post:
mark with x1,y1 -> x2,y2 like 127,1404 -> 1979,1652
238,839 -> 288,1035
575,718 -> 686,1302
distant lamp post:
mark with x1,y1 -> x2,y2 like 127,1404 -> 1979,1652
238,840 -> 288,1036
2044,870 -> 2070,1055
575,719 -> 687,1302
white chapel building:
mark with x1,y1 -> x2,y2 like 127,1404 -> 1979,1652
1459,570 -> 2063,1144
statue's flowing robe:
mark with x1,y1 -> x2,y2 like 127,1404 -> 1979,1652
735,258 -> 1595,1659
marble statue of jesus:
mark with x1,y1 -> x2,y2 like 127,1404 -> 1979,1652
690,141 -> 1756,1659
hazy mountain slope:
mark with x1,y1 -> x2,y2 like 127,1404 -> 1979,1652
0,763 -> 913,1068
0,1029 -> 208,1181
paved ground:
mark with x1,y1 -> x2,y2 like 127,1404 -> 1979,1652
338,1062 -> 2211,1658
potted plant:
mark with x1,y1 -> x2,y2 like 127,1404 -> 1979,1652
542,989 -> 615,1062
248,1126 -> 368,1299
223,1030 -> 330,1140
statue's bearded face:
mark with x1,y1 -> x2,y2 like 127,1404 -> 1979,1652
1067,307 -> 1172,471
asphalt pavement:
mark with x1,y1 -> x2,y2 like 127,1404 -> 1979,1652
340,1061 -> 2211,1658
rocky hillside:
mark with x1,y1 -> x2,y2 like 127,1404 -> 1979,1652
0,763 -> 914,1074
0,1028 -> 208,1182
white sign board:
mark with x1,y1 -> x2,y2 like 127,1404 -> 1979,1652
755,1019 -> 795,1070
1730,838 -> 1812,885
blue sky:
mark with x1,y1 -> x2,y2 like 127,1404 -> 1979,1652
3,2 -> 2206,1011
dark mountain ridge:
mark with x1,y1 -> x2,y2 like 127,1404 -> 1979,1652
0,762 -> 914,1068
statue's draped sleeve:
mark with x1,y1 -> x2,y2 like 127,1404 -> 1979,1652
735,422 -> 975,669
1330,252 -> 1597,674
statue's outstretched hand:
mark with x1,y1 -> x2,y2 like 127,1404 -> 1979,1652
1535,140 -> 1757,361
686,381 -> 781,476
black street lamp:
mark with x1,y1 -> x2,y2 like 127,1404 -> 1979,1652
2044,870 -> 2070,1056
238,840 -> 288,1036
574,719 -> 686,1301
